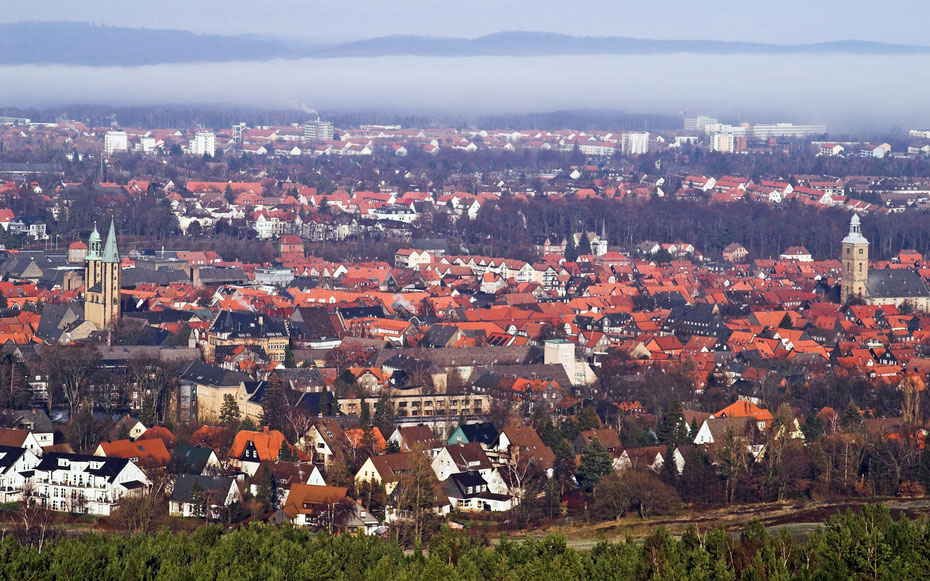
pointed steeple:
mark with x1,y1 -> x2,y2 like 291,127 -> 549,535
87,222 -> 101,260
102,219 -> 120,263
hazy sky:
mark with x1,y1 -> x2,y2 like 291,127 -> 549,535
4,1 -> 929,44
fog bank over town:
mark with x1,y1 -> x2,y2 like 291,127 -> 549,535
3,53 -> 929,131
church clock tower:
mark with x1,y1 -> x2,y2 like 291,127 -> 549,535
841,215 -> 869,303
84,220 -> 122,329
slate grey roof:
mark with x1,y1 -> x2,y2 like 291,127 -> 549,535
422,325 -> 461,348
35,453 -> 131,483
171,445 -> 216,475
179,361 -> 250,387
289,306 -> 342,341
170,474 -> 236,503
485,364 -> 572,386
209,311 -> 287,338
0,409 -> 54,434
866,269 -> 930,299
35,303 -> 83,342
121,267 -> 190,288
455,422 -> 499,446
0,445 -> 28,471
372,345 -> 542,368
197,267 -> 248,285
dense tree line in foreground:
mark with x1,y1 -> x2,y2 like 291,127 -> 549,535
2,504 -> 929,580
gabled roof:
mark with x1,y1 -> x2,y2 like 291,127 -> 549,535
230,429 -> 291,462
169,474 -> 237,504
393,425 -> 440,450
282,483 -> 349,519
98,437 -> 171,466
453,422 -> 499,446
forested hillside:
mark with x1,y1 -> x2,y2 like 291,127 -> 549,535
1,504 -> 928,580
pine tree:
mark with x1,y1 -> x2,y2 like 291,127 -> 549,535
564,235 -> 578,262
189,479 -> 206,519
577,232 -> 592,256
255,464 -> 277,512
262,380 -> 288,432
577,439 -> 613,492
283,345 -> 296,369
373,393 -> 395,436
360,395 -> 371,428
577,405 -> 601,430
278,440 -> 297,462
219,394 -> 241,427
657,399 -> 688,448
319,389 -> 333,417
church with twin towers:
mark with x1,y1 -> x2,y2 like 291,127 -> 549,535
83,220 -> 121,329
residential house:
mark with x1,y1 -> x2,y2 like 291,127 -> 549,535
169,474 -> 242,518
442,471 -> 513,512
229,429 -> 295,476
0,428 -> 43,457
388,425 -> 441,452
33,453 -> 150,516
0,445 -> 40,502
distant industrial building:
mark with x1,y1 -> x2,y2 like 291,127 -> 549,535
751,123 -> 827,140
683,116 -> 718,132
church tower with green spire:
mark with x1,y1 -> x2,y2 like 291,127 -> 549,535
84,219 -> 122,328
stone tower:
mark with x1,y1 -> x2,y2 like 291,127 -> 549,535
84,220 -> 121,329
841,214 -> 869,302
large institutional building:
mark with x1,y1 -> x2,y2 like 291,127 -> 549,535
840,215 -> 930,311
84,220 -> 122,329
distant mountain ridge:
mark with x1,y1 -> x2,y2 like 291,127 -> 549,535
2,23 -> 928,66
0,22 -> 296,66
316,31 -> 930,58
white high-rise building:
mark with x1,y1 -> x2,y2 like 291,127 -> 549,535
104,131 -> 128,155
621,132 -> 650,155
303,120 -> 334,142
683,116 -> 718,132
711,133 -> 736,153
189,131 -> 216,157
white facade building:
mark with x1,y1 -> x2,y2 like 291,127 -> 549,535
104,131 -> 128,155
751,123 -> 827,139
303,120 -> 334,141
0,446 -> 40,502
621,132 -> 650,155
711,133 -> 736,153
33,453 -> 149,516
683,116 -> 718,132
190,131 -> 216,157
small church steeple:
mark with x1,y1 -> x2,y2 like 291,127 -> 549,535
87,222 -> 101,260
102,219 -> 120,263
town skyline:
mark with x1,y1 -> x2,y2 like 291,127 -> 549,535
2,5 -> 930,576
